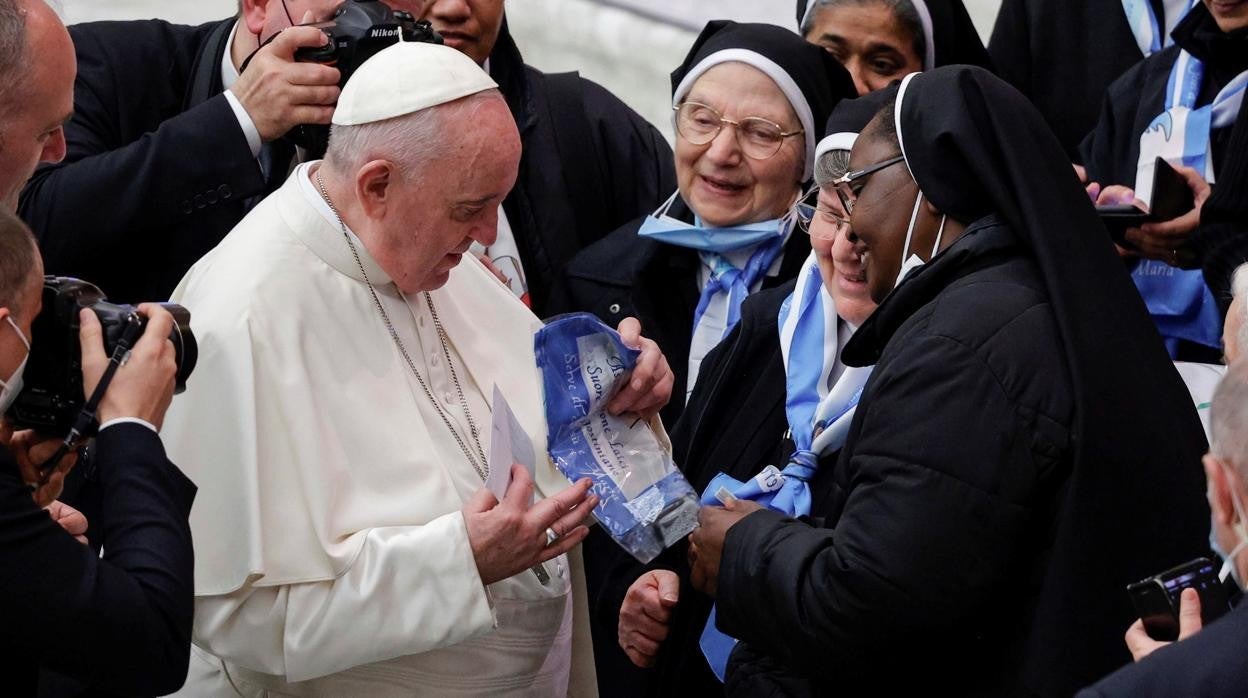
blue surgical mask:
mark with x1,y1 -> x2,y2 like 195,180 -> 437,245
638,192 -> 788,253
0,316 -> 30,416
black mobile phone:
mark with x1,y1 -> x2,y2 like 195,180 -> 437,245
1126,557 -> 1230,641
1096,157 -> 1196,247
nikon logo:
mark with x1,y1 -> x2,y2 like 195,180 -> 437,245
369,27 -> 400,38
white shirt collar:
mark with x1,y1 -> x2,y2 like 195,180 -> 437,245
221,20 -> 243,92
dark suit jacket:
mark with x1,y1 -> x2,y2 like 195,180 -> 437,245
1077,601 -> 1248,697
0,423 -> 196,697
20,18 -> 266,303
489,22 -> 676,318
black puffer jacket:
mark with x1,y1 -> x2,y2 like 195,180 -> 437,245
718,216 -> 1078,695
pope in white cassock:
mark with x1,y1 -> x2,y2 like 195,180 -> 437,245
161,40 -> 673,696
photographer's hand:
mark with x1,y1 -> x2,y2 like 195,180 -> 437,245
79,305 -> 177,431
1124,587 -> 1203,661
0,421 -> 78,506
45,500 -> 88,545
230,26 -> 341,143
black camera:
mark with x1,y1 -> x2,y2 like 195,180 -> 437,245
288,0 -> 443,158
7,277 -> 197,436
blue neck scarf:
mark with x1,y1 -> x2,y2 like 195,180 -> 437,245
1131,41 -> 1248,355
637,191 -> 788,253
698,254 -> 873,681
638,190 -> 793,346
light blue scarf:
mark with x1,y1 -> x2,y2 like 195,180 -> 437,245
1121,0 -> 1192,56
698,253 -> 873,681
638,191 -> 790,343
1132,37 -> 1248,355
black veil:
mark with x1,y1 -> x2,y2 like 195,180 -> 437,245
893,66 -> 1209,694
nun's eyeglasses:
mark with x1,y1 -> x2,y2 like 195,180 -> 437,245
794,186 -> 849,239
673,101 -> 803,160
832,154 -> 906,215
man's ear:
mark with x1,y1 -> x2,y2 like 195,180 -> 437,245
355,160 -> 394,221
240,0 -> 270,38
923,197 -> 942,217
1205,453 -> 1236,528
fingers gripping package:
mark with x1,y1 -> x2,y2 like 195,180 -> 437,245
535,314 -> 698,563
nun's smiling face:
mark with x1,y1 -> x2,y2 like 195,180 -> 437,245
808,184 -> 876,326
805,1 -> 924,95
675,63 -> 806,228
1204,0 -> 1248,32
844,115 -> 938,304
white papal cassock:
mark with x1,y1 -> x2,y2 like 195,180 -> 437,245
162,163 -> 597,696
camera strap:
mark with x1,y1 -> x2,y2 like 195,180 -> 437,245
35,315 -> 146,484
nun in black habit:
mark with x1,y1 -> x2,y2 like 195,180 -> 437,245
796,0 -> 992,95
556,21 -> 857,429
991,0 -> 1194,156
685,66 -> 1209,696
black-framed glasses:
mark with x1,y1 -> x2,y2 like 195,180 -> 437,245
673,101 -> 804,160
794,185 -> 849,239
832,154 -> 905,215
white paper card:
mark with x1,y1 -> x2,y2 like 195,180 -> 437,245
487,385 -> 538,502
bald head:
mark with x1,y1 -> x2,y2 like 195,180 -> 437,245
1227,264 -> 1248,364
0,0 -> 74,211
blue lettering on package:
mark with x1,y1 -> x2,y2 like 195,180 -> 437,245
535,314 -> 699,563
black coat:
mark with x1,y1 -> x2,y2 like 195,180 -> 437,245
0,424 -> 196,697
489,23 -> 677,318
717,217 -> 1079,695
557,204 -> 811,428
989,0 -> 1154,157
20,18 -> 267,303
588,281 -> 807,698
1076,600 -> 1248,697
1195,90 -> 1248,314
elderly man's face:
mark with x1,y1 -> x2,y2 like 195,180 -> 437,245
373,96 -> 520,294
0,0 -> 75,212
414,0 -> 506,66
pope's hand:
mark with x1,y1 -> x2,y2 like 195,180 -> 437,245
608,317 -> 674,420
463,464 -> 598,586
619,569 -> 680,667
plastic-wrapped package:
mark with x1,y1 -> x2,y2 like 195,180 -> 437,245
534,314 -> 699,563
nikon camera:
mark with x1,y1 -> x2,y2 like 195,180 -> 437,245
287,0 -> 443,158
7,277 -> 197,436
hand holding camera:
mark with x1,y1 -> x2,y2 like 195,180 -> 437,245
231,25 -> 341,143
79,304 -> 178,430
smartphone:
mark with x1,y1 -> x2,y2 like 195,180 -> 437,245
1126,557 -> 1230,641
1096,157 -> 1195,247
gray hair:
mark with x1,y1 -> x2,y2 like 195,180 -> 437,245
323,89 -> 502,176
814,149 -> 852,187
1232,263 -> 1248,359
0,0 -> 29,125
1211,363 -> 1248,480
801,0 -> 927,64
0,207 -> 38,317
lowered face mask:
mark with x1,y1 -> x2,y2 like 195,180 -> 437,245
893,191 -> 947,289
0,315 -> 30,416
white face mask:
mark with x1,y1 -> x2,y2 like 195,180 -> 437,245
1217,465 -> 1248,590
0,315 -> 30,416
892,190 -> 948,289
